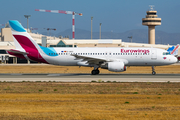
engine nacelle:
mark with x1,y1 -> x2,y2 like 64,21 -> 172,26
108,62 -> 126,72
178,56 -> 180,61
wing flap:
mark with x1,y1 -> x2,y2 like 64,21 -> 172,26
71,54 -> 129,66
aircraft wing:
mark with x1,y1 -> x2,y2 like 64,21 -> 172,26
7,49 -> 28,55
71,54 -> 128,65
71,54 -> 113,65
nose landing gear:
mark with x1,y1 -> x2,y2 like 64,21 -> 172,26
152,66 -> 156,75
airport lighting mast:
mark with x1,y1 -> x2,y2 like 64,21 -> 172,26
142,5 -> 161,44
35,9 -> 83,39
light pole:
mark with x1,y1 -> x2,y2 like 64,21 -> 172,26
128,36 -> 132,43
91,16 -> 93,39
111,30 -> 113,38
24,15 -> 31,32
99,23 -> 102,39
44,28 -> 56,36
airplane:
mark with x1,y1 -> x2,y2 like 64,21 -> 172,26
167,44 -> 179,56
167,44 -> 180,62
7,20 -> 178,75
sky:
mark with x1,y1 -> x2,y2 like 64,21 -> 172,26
0,0 -> 180,34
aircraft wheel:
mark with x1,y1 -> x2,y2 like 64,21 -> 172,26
152,71 -> 156,75
91,70 -> 97,75
96,70 -> 100,74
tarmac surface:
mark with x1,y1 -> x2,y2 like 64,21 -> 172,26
0,73 -> 180,82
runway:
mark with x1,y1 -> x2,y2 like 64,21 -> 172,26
0,73 -> 180,82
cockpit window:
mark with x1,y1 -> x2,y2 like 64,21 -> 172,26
163,52 -> 171,55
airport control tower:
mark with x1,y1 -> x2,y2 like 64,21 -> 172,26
142,5 -> 161,44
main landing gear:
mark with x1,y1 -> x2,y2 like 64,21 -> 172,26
152,66 -> 156,75
91,68 -> 100,75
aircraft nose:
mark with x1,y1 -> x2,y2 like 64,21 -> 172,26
172,56 -> 178,63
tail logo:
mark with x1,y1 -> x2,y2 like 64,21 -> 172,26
9,20 -> 49,64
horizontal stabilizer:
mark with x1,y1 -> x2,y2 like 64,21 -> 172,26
7,49 -> 28,55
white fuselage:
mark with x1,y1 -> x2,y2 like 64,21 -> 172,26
39,47 -> 177,66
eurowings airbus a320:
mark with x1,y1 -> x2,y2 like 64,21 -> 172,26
7,20 -> 178,75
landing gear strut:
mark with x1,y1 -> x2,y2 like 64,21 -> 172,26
91,68 -> 100,75
152,66 -> 156,75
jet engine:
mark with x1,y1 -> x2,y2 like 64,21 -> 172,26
107,62 -> 126,72
177,56 -> 180,62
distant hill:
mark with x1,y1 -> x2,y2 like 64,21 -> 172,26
42,28 -> 180,45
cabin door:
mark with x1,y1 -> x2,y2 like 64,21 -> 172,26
151,49 -> 157,60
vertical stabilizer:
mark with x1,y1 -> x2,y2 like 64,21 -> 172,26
9,20 -> 40,51
8,20 -> 48,63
